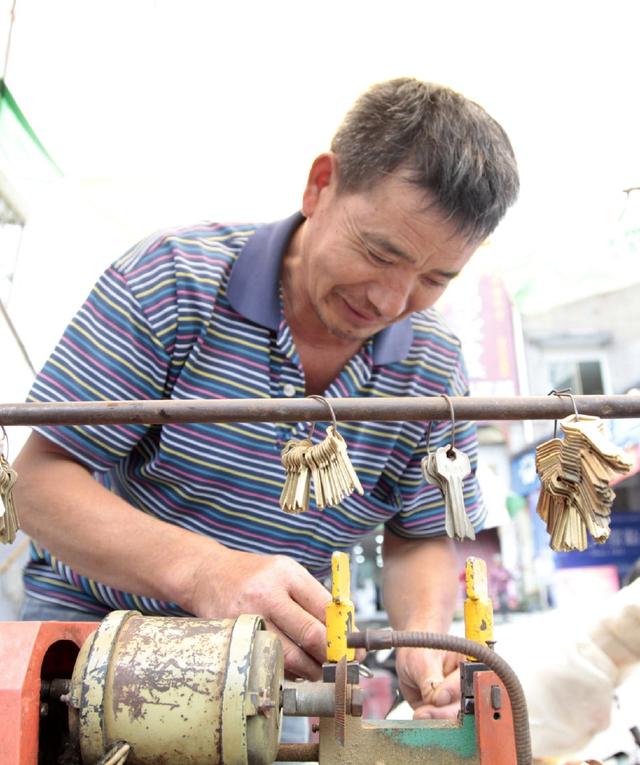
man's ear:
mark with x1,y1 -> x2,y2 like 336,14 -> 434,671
301,153 -> 337,217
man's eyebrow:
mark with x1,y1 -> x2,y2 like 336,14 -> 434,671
364,232 -> 460,279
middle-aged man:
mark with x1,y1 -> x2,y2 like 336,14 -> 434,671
14,77 -> 519,720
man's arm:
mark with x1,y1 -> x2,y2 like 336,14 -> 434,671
382,530 -> 461,718
14,432 -> 331,679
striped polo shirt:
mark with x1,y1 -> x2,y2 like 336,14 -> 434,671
25,212 -> 484,616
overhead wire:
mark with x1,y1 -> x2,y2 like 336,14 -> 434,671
1,0 -> 35,377
1,0 -> 17,83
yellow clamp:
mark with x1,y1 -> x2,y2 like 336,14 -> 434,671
463,556 -> 494,657
326,551 -> 356,662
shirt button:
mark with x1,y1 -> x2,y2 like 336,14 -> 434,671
283,383 -> 296,397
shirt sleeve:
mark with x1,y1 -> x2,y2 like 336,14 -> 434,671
27,262 -> 174,472
385,353 -> 486,539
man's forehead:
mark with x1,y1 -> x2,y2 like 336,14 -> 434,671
345,174 -> 477,248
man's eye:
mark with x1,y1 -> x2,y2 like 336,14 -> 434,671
421,276 -> 446,288
368,250 -> 392,265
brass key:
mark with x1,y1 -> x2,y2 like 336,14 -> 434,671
0,452 -> 19,544
280,438 -> 312,514
433,446 -> 475,541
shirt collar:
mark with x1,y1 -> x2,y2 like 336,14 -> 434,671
226,212 -> 413,365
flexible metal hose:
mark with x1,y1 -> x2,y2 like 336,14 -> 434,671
348,629 -> 531,765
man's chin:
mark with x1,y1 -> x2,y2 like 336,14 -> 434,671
321,320 -> 379,342
315,304 -> 386,342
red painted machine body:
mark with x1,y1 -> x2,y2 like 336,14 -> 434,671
0,620 -> 97,765
474,670 -> 517,765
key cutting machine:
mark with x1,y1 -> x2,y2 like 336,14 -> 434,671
0,555 -> 531,764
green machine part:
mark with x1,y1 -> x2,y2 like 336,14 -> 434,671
68,610 -> 283,765
318,714 -> 480,765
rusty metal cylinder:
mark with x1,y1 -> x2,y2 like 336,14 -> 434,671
282,682 -> 337,717
69,610 -> 283,765
281,681 -> 364,718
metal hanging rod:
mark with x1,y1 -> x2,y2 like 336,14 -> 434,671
0,395 -> 638,427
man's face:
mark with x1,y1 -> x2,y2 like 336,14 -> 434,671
297,155 -> 479,342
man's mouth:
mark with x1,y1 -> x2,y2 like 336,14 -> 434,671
341,296 -> 380,325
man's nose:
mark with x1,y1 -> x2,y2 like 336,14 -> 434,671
367,276 -> 413,320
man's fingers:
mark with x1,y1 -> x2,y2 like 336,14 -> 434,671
415,651 -> 446,702
396,648 -> 462,715
442,650 -> 464,676
413,700 -> 460,720
289,569 -> 332,623
430,684 -> 453,707
270,596 -> 328,665
424,662 -> 461,707
265,619 -> 323,680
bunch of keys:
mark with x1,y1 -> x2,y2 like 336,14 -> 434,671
279,438 -> 313,514
279,406 -> 364,514
535,413 -> 632,551
305,425 -> 364,510
0,428 -> 19,544
422,445 -> 475,541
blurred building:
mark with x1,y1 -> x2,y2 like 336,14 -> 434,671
511,282 -> 640,605
521,282 -> 640,441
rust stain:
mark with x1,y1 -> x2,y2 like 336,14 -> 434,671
119,686 -> 148,721
111,617 -> 228,724
94,615 -> 233,760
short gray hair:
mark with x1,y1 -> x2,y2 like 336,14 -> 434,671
331,78 -> 519,242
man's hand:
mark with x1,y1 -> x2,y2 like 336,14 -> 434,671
381,532 -> 461,718
187,549 -> 332,681
395,646 -> 463,719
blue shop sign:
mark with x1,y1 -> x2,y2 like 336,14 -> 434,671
511,449 -> 539,496
554,511 -> 640,581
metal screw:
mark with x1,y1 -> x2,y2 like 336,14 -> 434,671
257,687 -> 276,717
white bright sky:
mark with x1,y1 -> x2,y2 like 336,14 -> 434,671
2,0 -> 640,366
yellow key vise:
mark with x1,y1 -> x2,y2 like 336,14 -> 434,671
463,556 -> 494,654
326,551 -> 356,662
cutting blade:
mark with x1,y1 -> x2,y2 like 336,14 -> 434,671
334,655 -> 347,746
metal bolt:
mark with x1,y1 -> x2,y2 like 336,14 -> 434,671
257,687 -> 276,717
258,699 -> 276,717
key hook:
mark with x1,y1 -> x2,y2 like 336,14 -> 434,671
426,395 -> 456,455
548,388 -> 580,437
306,395 -> 338,439
442,394 -> 457,456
